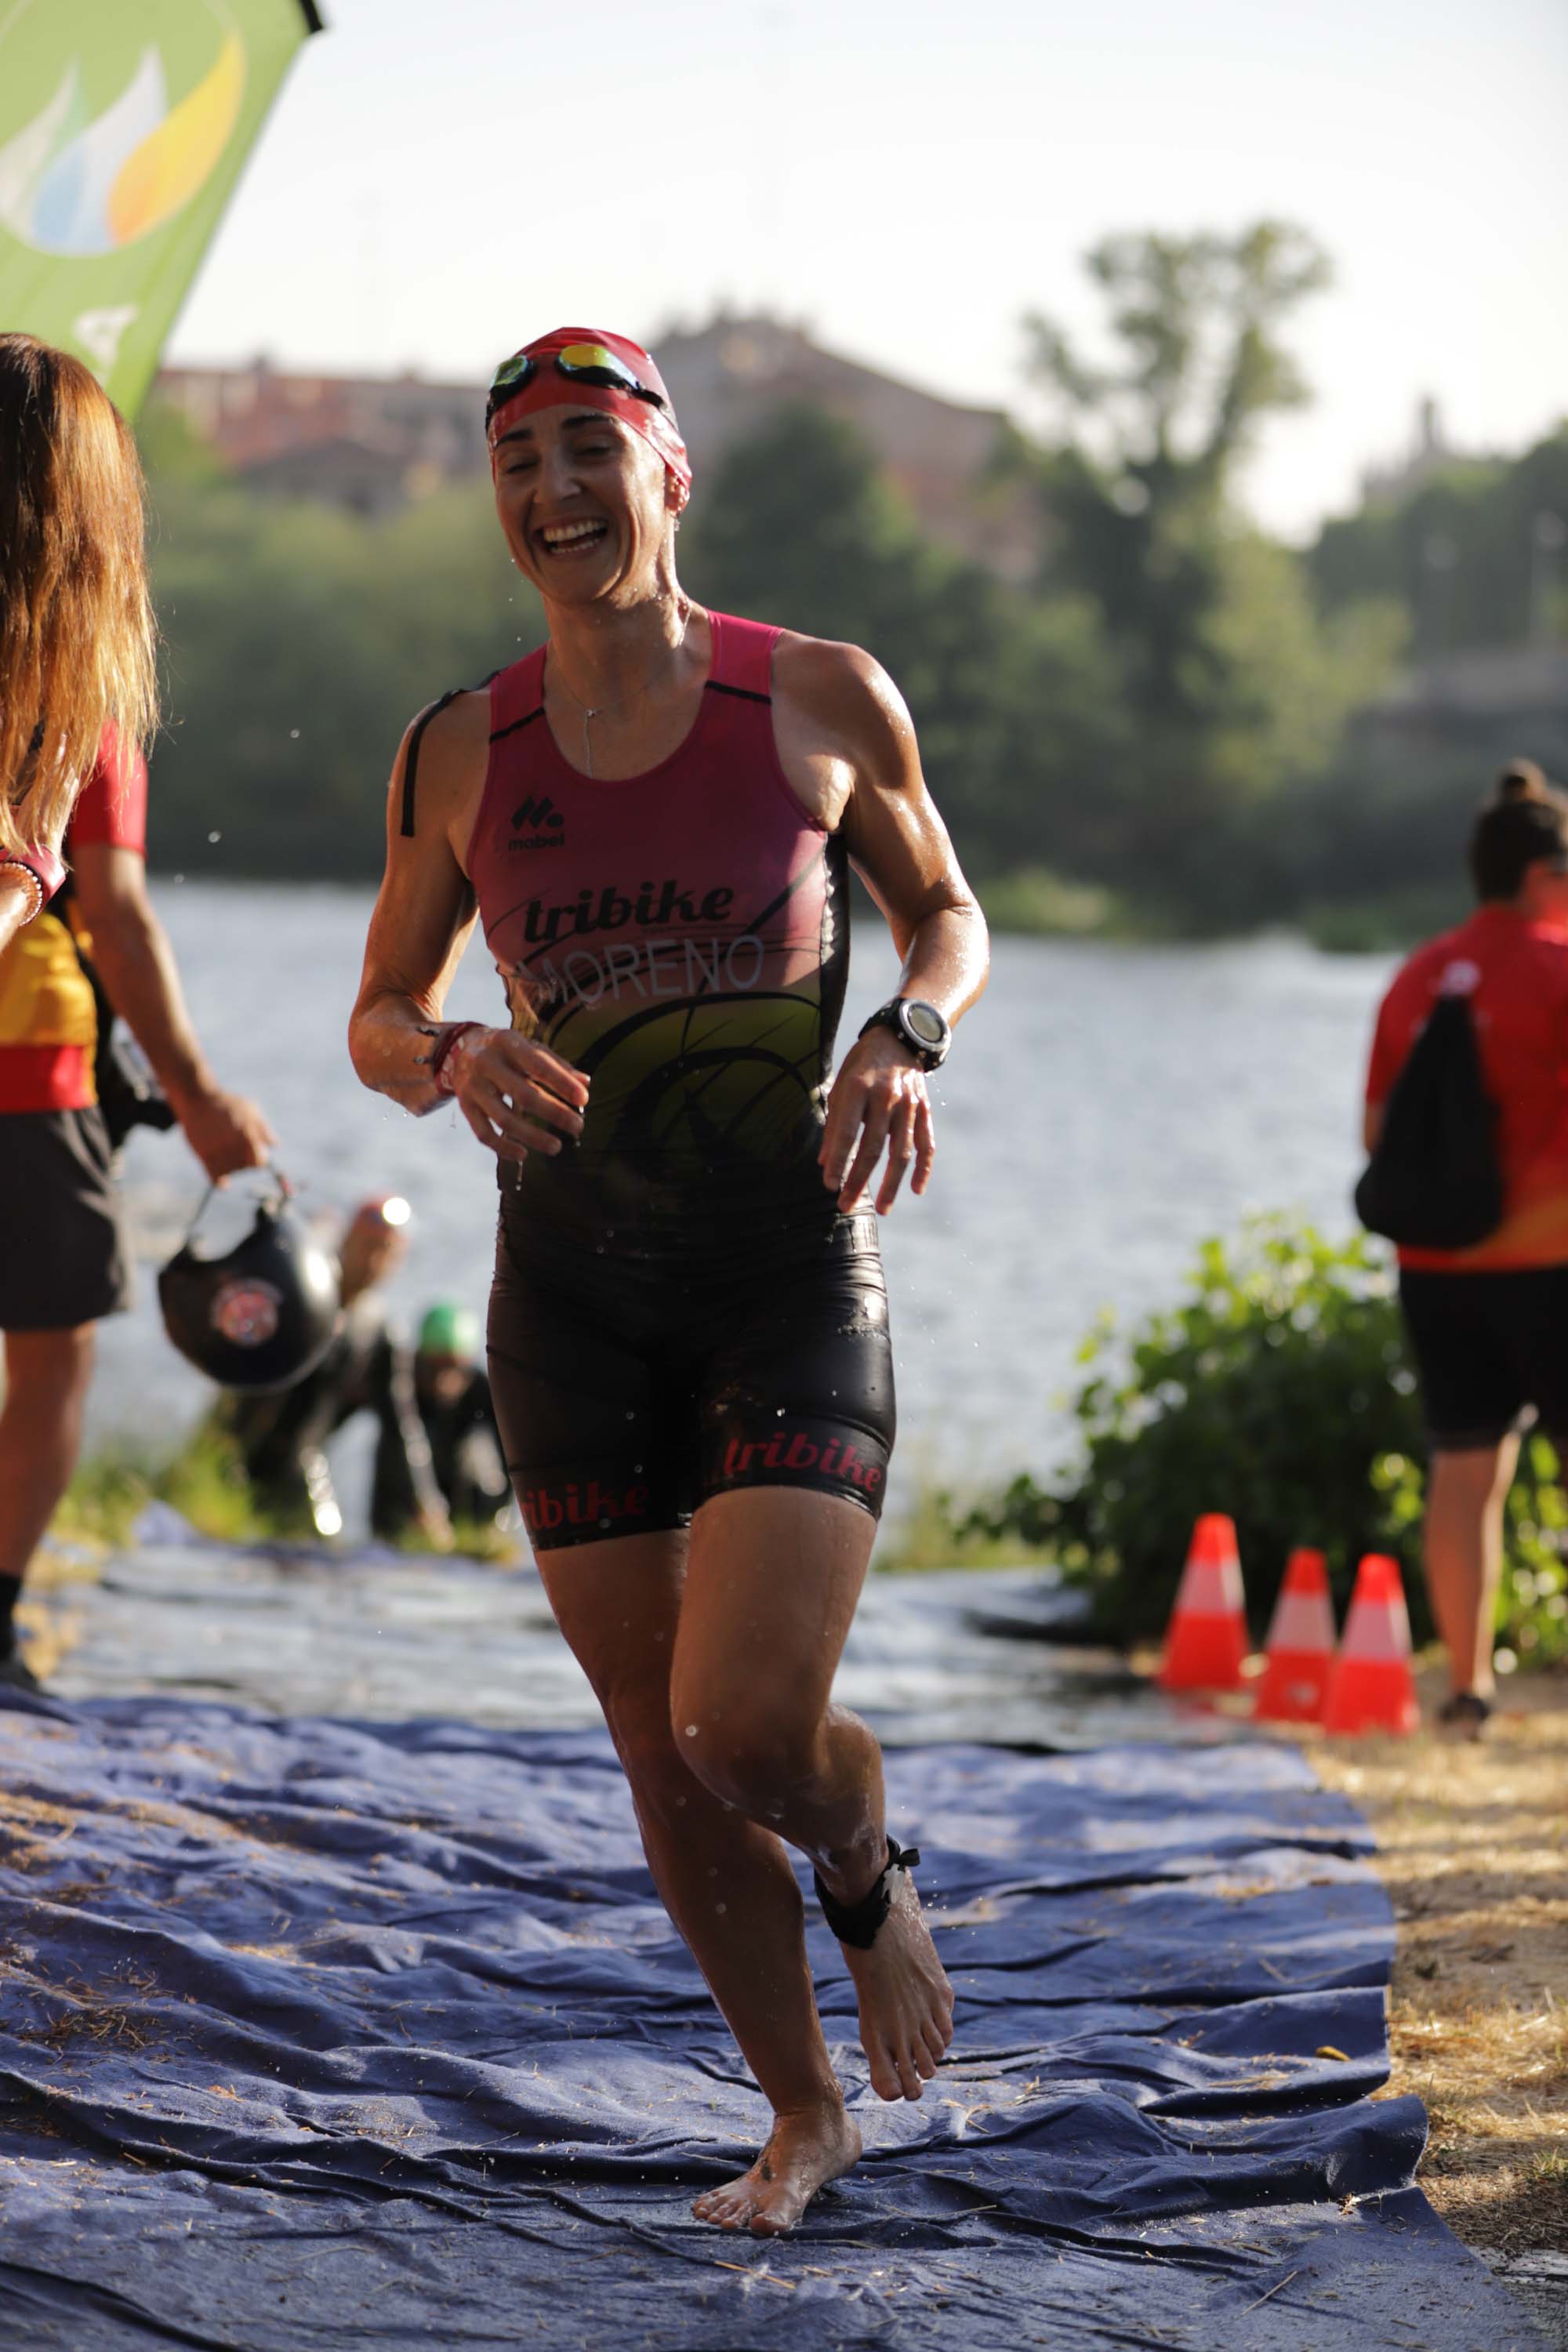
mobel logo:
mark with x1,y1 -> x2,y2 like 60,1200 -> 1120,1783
510,797 -> 565,848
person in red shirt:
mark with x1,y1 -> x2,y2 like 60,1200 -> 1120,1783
0,731 -> 274,1690
1364,761 -> 1568,1733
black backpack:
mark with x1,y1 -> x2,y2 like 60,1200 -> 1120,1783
1354,989 -> 1503,1249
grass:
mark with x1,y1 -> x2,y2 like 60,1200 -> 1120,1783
975,866 -> 1138,939
1301,884 -> 1468,955
1305,1664 -> 1568,2254
49,1445 -> 157,1552
53,1428 -> 523,1563
873,1478 -> 1055,1573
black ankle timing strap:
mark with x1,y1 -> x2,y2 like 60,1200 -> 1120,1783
814,1836 -> 921,1950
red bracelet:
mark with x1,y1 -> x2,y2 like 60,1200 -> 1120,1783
2,845 -> 64,909
429,1021 -> 482,1094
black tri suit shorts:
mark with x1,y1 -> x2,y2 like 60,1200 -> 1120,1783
0,1105 -> 132,1329
486,1171 -> 897,1554
1399,1264 -> 1568,1453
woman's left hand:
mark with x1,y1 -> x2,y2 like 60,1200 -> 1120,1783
819,1030 -> 935,1214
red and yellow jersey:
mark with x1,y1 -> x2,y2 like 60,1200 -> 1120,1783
0,730 -> 147,1115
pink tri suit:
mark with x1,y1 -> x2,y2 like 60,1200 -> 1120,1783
446,612 -> 896,1552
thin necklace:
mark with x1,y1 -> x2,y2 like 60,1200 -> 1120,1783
551,599 -> 691,778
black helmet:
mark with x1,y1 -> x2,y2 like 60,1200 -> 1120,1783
158,1179 -> 340,1392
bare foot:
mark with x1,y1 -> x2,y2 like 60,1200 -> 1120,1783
691,2103 -> 862,2236
840,1864 -> 954,2100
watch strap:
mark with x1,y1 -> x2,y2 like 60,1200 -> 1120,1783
857,998 -> 948,1072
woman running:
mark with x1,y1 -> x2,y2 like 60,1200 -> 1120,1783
0,336 -> 158,951
350,327 -> 988,2234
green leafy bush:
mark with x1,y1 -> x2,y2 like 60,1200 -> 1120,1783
958,1217 -> 1568,1666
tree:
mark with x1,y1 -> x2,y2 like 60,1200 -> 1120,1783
1007,225 -> 1398,916
138,405 -> 537,879
681,402 -> 1132,883
1022,223 -> 1333,717
1308,423 -> 1568,656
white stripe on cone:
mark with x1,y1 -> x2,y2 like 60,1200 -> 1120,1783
1263,1586 -> 1335,1656
1173,1549 -> 1243,1617
1338,1584 -> 1413,1664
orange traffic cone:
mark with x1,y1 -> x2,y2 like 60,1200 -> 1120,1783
1322,1554 -> 1419,1736
1254,1548 -> 1337,1723
1158,1514 -> 1249,1692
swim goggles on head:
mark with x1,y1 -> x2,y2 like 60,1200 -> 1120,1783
485,341 -> 667,427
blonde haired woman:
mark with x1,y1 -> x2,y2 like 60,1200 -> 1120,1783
0,336 -> 272,1689
0,335 -> 158,949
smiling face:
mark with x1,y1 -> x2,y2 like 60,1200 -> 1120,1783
492,403 -> 681,609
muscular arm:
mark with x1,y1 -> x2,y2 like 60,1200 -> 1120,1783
71,844 -> 273,1178
348,695 -> 588,1156
775,637 -> 989,1023
773,638 -> 989,1210
348,697 -> 486,1116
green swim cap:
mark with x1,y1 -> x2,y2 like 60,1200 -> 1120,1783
417,1301 -> 481,1359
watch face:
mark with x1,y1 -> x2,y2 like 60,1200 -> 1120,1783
902,1001 -> 946,1047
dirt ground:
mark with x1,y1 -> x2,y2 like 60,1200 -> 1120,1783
1304,1661 -> 1568,2278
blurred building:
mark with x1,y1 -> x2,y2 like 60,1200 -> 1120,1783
155,358 -> 488,517
1359,396 -> 1475,509
155,316 -> 1036,573
653,313 -> 1036,579
1359,644 -> 1568,751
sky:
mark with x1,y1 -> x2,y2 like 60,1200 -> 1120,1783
165,0 -> 1568,541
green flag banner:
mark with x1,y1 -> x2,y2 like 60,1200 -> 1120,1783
0,0 -> 322,419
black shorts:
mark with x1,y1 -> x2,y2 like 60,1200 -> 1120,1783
487,1203 -> 896,1552
0,1106 -> 132,1330
1399,1265 -> 1568,1452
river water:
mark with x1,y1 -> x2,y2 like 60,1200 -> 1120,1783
93,881 -> 1395,1524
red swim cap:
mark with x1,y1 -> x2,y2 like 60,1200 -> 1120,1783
485,327 -> 691,493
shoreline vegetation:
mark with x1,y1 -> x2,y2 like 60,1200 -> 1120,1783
132,223 -> 1566,951
133,860 -> 1456,957
52,1219 -> 1568,1678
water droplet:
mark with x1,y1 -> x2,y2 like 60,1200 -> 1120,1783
207,830 -> 222,844
715,1903 -> 727,1915
684,1724 -> 698,1737
289,728 -> 300,740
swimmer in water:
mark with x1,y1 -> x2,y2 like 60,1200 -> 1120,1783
349,328 -> 989,2234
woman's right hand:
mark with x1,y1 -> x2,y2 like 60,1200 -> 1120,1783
446,1026 -> 590,1164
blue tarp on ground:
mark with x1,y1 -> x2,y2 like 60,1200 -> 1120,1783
0,1695 -> 1540,2350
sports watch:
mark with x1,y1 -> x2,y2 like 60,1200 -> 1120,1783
858,996 -> 951,1072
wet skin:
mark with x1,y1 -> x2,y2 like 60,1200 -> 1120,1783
348,398 -> 985,2232
537,1491 -> 955,2236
